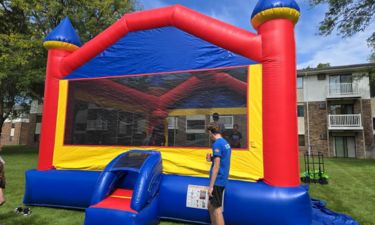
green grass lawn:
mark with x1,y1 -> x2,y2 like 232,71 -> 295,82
0,145 -> 374,225
307,157 -> 375,225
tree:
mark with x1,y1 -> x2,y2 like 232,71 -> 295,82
370,53 -> 375,63
310,0 -> 375,60
316,63 -> 331,68
12,0 -> 140,42
0,0 -> 138,135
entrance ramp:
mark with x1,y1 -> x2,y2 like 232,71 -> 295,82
84,150 -> 162,225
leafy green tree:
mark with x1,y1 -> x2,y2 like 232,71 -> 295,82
12,0 -> 140,42
316,63 -> 331,68
310,0 -> 375,61
0,0 -> 138,134
370,53 -> 375,63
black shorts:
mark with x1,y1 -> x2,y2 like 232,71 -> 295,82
209,186 -> 225,208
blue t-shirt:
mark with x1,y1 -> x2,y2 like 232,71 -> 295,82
209,138 -> 231,187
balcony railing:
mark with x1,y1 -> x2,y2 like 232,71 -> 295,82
328,114 -> 363,130
327,83 -> 360,98
87,120 -> 108,131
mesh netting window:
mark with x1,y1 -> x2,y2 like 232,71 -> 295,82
64,67 -> 248,148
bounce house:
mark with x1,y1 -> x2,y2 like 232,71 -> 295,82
24,0 -> 335,224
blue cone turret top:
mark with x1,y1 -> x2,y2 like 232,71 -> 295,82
251,0 -> 300,29
43,17 -> 82,51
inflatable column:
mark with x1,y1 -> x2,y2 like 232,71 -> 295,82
251,0 -> 301,186
37,18 -> 81,170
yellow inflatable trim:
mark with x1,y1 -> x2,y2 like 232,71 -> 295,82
43,41 -> 79,51
251,7 -> 300,29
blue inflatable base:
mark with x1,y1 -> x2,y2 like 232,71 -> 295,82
24,170 -> 100,209
23,170 -> 361,225
159,175 -> 312,225
311,199 -> 361,225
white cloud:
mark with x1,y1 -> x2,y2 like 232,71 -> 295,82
207,7 -> 236,25
297,26 -> 373,69
295,0 -> 374,69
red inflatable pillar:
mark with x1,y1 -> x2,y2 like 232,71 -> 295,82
37,50 -> 71,170
251,1 -> 301,187
37,18 -> 82,170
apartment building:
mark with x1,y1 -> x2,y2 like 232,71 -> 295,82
0,100 -> 42,147
297,63 -> 375,158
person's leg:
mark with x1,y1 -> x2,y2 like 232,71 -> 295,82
209,186 -> 226,225
0,188 -> 4,205
0,162 -> 5,205
208,201 -> 217,225
212,207 -> 225,225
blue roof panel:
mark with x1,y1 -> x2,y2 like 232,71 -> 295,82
65,27 -> 255,79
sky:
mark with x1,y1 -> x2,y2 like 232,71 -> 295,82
138,0 -> 373,69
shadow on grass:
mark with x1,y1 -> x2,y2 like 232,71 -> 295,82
325,157 -> 375,167
0,210 -> 46,225
1,145 -> 38,156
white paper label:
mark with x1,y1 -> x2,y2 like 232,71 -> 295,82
186,185 -> 209,209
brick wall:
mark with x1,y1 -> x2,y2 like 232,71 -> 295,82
361,100 -> 374,152
0,115 -> 40,148
305,102 -> 329,156
302,99 -> 373,158
19,122 -> 30,145
355,132 -> 365,158
1,122 -> 23,146
27,114 -> 38,146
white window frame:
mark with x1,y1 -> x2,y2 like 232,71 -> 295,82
297,77 -> 303,89
10,128 -> 15,137
167,117 -> 178,129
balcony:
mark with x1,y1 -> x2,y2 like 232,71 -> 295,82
328,114 -> 363,130
327,83 -> 361,99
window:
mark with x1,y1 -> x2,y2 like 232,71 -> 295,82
329,75 -> 353,94
317,74 -> 326,80
64,67 -> 248,148
34,134 -> 40,142
297,77 -> 303,89
373,118 -> 375,130
297,105 -> 304,117
329,75 -> 352,84
186,115 -> 206,133
298,135 -> 305,146
329,104 -> 354,114
36,115 -> 42,123
210,115 -> 234,129
334,136 -> 355,158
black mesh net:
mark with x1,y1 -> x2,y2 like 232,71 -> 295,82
112,152 -> 151,170
64,66 -> 248,148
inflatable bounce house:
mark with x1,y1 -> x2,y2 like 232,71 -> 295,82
24,0 -> 343,224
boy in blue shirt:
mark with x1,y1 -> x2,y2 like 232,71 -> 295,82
206,122 -> 231,225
